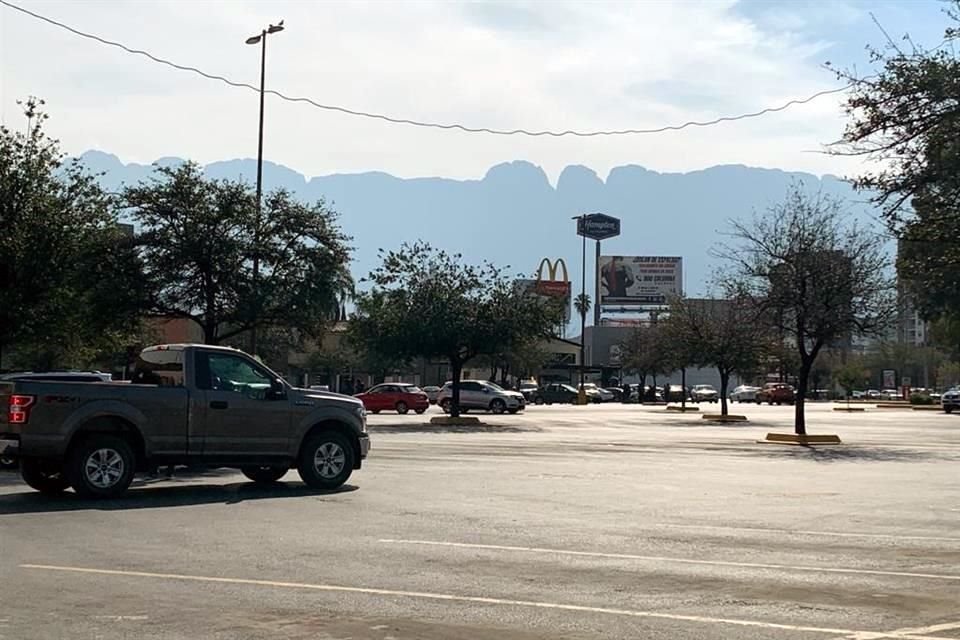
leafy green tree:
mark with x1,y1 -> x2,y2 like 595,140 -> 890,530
717,186 -> 895,434
834,360 -> 869,406
351,242 -> 561,417
665,294 -> 771,416
125,164 -> 352,347
833,7 -> 960,321
0,97 -> 146,368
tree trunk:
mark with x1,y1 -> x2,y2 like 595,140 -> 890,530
203,322 -> 219,345
719,369 -> 730,416
450,358 -> 463,418
680,368 -> 687,409
652,373 -> 657,402
794,361 -> 811,436
639,373 -> 646,404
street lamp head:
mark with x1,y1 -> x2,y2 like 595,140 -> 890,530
267,21 -> 284,34
245,35 -> 262,45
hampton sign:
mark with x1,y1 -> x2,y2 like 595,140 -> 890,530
576,213 -> 621,241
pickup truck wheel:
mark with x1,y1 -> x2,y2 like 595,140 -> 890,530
946,406 -> 954,414
242,466 -> 289,483
67,434 -> 135,499
534,396 -> 544,405
20,459 -> 68,495
298,431 -> 354,491
489,399 -> 506,414
414,408 -> 426,415
395,401 -> 409,415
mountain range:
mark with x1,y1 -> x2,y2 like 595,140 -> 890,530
78,150 -> 882,299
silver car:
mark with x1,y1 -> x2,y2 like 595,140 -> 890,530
941,387 -> 960,414
437,380 -> 526,414
729,385 -> 760,402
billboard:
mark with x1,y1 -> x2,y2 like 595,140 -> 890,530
599,256 -> 682,306
882,369 -> 896,389
515,258 -> 572,324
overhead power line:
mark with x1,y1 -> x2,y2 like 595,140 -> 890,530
0,0 -> 852,138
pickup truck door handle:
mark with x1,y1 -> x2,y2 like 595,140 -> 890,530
209,401 -> 229,410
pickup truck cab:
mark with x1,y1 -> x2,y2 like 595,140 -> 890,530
0,344 -> 370,498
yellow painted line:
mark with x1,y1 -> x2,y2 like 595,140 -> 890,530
12,563 -> 879,637
379,539 -> 960,582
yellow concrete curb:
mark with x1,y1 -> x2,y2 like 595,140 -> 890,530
761,433 -> 842,445
911,405 -> 942,411
429,416 -> 483,426
833,407 -> 865,412
666,406 -> 700,412
701,414 -> 747,422
875,403 -> 912,409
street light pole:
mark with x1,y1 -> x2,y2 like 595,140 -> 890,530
246,20 -> 284,356
573,214 -> 587,405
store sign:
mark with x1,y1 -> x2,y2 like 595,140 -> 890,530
576,213 -> 621,241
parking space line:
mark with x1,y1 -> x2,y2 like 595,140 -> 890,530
20,563 -> 950,639
379,539 -> 960,581
657,524 -> 960,544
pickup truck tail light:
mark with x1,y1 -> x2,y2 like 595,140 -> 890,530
8,395 -> 36,424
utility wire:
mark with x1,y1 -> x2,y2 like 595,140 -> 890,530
0,0 -> 852,138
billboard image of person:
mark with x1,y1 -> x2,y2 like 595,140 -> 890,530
601,257 -> 635,299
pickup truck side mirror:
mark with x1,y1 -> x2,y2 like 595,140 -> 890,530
266,379 -> 287,401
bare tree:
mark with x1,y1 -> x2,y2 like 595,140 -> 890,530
716,186 -> 895,434
666,294 -> 772,416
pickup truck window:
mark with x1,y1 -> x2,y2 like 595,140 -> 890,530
199,352 -> 274,400
132,349 -> 184,387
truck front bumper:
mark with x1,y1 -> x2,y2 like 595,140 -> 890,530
358,433 -> 370,459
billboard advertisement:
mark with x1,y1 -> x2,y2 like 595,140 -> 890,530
515,258 -> 572,324
599,256 -> 682,306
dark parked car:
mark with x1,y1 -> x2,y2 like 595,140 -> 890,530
355,383 -> 429,415
531,383 -> 579,405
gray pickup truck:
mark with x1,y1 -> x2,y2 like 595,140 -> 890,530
0,344 -> 370,498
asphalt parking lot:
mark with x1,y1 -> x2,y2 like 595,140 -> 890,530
1,402 -> 958,640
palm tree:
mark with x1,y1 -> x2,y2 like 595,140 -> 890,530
574,293 -> 591,322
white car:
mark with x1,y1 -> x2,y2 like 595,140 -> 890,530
690,384 -> 719,403
880,388 -> 902,401
580,383 -> 613,403
729,385 -> 760,402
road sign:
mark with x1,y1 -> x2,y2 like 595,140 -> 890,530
576,213 -> 621,241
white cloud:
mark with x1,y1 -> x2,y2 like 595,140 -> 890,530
0,0 -> 867,181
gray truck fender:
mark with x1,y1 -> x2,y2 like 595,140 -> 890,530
295,406 -> 363,449
62,401 -> 149,453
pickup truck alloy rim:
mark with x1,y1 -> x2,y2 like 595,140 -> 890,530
314,442 -> 346,479
85,448 -> 125,488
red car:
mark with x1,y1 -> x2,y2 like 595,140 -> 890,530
755,383 -> 796,405
355,383 -> 429,415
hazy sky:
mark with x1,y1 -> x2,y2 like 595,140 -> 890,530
0,0 -> 949,182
